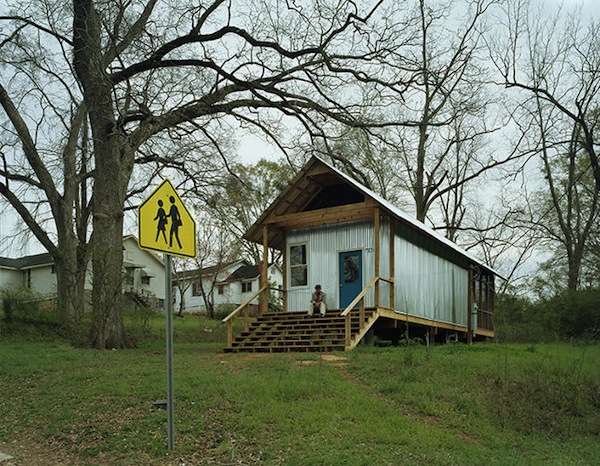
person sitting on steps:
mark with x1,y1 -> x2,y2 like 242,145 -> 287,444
307,284 -> 327,318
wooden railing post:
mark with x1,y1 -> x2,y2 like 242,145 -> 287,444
227,320 -> 233,348
261,226 -> 269,314
244,304 -> 250,332
374,208 -> 380,307
345,314 -> 351,347
359,298 -> 365,330
222,284 -> 268,349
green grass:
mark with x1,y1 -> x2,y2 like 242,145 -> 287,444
1,314 -> 599,465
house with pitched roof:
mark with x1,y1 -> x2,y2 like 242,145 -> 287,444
223,156 -> 502,352
0,235 -> 166,306
173,260 -> 283,314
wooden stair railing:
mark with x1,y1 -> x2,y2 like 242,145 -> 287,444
223,275 -> 394,352
340,275 -> 394,349
222,284 -> 268,348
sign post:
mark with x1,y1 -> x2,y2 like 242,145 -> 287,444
165,254 -> 174,449
138,179 -> 196,450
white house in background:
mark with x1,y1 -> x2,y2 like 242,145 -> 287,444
173,260 -> 283,314
0,235 -> 166,306
0,253 -> 57,296
121,235 -> 166,304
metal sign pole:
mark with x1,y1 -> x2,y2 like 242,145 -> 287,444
165,254 -> 175,450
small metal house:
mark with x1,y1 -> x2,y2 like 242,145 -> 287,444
231,156 -> 498,348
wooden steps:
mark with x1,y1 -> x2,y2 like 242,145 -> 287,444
224,309 -> 376,353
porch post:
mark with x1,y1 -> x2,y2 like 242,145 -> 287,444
389,219 -> 395,310
374,207 -> 380,307
261,226 -> 269,314
282,238 -> 288,312
467,267 -> 473,344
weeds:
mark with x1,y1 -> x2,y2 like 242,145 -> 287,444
1,314 -> 599,465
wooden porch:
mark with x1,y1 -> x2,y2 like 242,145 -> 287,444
222,278 -> 494,353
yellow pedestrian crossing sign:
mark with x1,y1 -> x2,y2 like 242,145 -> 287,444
138,179 -> 196,258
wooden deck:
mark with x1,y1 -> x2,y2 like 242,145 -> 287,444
224,308 -> 377,353
224,306 -> 494,353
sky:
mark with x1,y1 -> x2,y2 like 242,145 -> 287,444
1,0 -> 599,262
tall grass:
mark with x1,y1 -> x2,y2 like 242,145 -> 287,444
1,311 -> 599,466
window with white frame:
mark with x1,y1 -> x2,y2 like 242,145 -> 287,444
289,243 -> 308,287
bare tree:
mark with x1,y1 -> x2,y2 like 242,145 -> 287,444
206,159 -> 294,264
0,6 -> 92,332
192,216 -> 241,319
382,0 -> 504,228
493,0 -> 600,193
492,0 -> 600,291
1,0 -> 386,347
310,0 -> 515,241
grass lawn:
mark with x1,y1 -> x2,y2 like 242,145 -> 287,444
0,314 -> 599,465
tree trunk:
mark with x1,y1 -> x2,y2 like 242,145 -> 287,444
73,0 -> 135,348
178,287 -> 185,317
88,138 -> 133,348
54,244 -> 87,334
566,249 -> 583,291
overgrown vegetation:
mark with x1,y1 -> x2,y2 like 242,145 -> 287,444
0,286 -> 62,340
495,288 -> 600,342
0,338 -> 598,464
1,305 -> 599,465
2,287 -> 599,464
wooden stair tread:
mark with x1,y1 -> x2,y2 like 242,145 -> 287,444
225,308 -> 377,353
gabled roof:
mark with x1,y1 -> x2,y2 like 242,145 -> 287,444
123,235 -> 165,268
224,262 -> 280,282
0,252 -> 54,270
1,236 -> 164,271
174,259 -> 249,281
244,156 -> 502,278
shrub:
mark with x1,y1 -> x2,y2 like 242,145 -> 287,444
496,288 -> 600,342
0,285 -> 45,324
539,289 -> 600,340
214,303 -> 236,321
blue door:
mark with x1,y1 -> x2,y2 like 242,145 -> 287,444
339,250 -> 363,309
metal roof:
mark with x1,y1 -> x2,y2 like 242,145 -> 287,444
243,156 -> 503,278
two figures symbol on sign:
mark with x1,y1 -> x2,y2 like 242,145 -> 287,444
154,196 -> 182,249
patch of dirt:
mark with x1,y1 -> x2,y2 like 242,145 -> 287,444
0,438 -> 79,466
297,354 -> 348,366
320,354 -> 347,362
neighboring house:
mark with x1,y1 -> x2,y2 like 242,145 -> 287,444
0,253 -> 58,296
241,156 -> 503,344
121,235 -> 166,305
0,235 -> 166,306
174,260 -> 283,314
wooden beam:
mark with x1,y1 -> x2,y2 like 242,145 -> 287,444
379,308 -> 469,333
389,219 -> 395,310
282,235 -> 287,312
467,267 -> 473,344
374,208 -> 380,307
261,226 -> 268,314
268,202 -> 374,230
475,328 -> 494,338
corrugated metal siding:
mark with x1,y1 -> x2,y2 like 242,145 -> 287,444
287,220 -> 375,310
285,216 -> 469,327
394,235 -> 468,326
